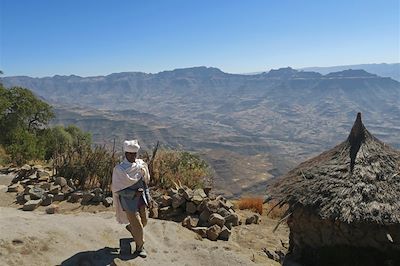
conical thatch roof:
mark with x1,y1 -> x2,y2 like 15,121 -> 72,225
270,113 -> 400,225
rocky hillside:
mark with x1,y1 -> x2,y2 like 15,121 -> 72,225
3,67 -> 400,196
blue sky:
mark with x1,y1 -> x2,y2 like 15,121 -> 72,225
0,0 -> 399,77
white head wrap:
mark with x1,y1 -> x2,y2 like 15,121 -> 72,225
123,139 -> 140,153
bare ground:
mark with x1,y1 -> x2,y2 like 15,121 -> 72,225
0,175 -> 289,266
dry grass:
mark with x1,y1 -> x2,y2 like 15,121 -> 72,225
237,197 -> 263,215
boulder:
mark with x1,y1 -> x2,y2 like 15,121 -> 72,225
41,194 -> 54,206
45,204 -> 59,214
7,183 -> 23,193
245,214 -> 261,225
49,184 -> 61,194
182,216 -> 199,229
225,213 -> 240,227
24,185 -> 34,195
186,202 -> 197,214
159,195 -> 173,207
199,209 -> 212,226
103,197 -> 113,207
206,224 -> 221,241
218,225 -> 231,241
197,198 -> 209,212
61,185 -> 74,194
171,194 -> 186,209
54,177 -> 67,187
28,187 -> 45,200
23,199 -> 42,211
208,213 -> 225,227
92,193 -> 104,203
191,227 -> 208,238
159,206 -> 183,219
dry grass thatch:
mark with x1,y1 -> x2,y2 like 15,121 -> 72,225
270,113 -> 400,225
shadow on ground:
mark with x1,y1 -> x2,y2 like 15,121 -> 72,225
59,238 -> 138,266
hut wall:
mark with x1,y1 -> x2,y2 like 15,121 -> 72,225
288,207 -> 400,264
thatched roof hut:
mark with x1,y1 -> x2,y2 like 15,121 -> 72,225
270,113 -> 400,266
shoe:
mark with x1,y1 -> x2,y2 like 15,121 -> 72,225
135,247 -> 147,258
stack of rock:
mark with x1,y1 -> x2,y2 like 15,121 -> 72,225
153,186 -> 240,241
4,165 -> 113,211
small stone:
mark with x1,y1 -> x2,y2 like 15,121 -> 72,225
61,185 -> 74,194
20,179 -> 32,186
28,187 -> 45,200
221,200 -> 234,210
82,192 -> 95,203
182,216 -> 199,229
53,193 -> 65,202
199,209 -> 212,226
159,195 -> 173,207
23,199 -> 42,211
45,204 -> 59,214
149,205 -> 158,218
245,214 -> 261,225
203,186 -> 212,196
54,177 -> 67,187
197,199 -> 209,212
21,164 -> 31,171
208,213 -> 225,227
181,188 -> 193,201
172,194 -> 186,209
24,185 -> 34,195
186,202 -> 197,214
225,213 -> 240,227
69,191 -> 83,203
192,195 -> 204,205
67,179 -> 76,190
191,227 -> 208,238
92,187 -> 103,195
49,184 -> 61,194
217,207 -> 230,218
92,193 -> 103,203
28,173 -> 38,180
218,225 -> 231,241
7,183 -> 23,193
41,194 -> 54,206
206,200 -> 220,213
193,188 -> 207,199
103,197 -> 113,207
37,171 -> 50,182
206,224 -> 221,241
39,182 -> 51,191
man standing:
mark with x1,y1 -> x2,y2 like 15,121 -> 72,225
111,140 -> 151,258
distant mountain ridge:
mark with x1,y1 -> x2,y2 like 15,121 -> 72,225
301,63 -> 400,81
3,66 -> 400,197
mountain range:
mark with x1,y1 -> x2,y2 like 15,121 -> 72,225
3,66 -> 400,197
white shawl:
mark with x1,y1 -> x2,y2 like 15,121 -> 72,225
111,159 -> 150,224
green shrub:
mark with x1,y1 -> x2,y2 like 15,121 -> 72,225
151,149 -> 212,189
